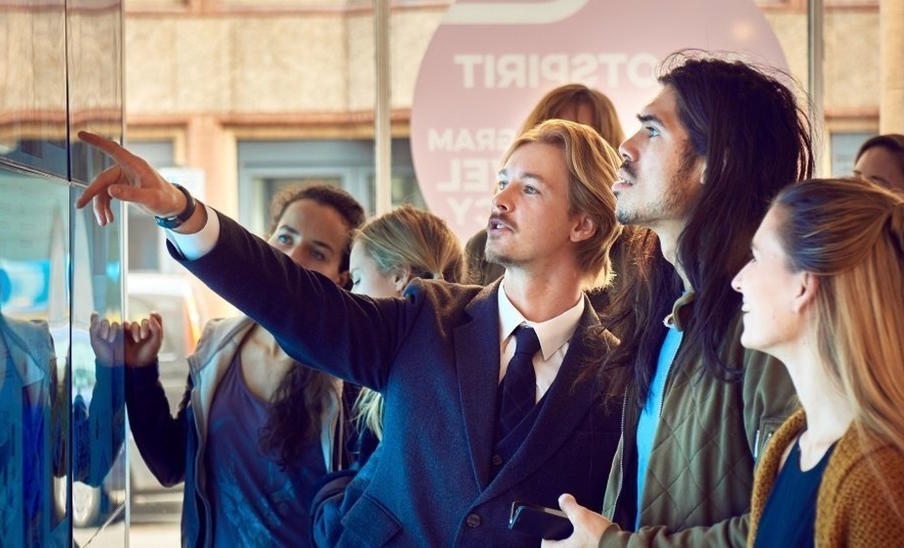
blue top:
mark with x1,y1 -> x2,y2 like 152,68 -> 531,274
205,353 -> 326,547
635,324 -> 683,530
754,439 -> 835,548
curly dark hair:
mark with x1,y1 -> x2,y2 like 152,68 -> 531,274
266,184 -> 366,278
259,184 -> 365,468
259,364 -> 337,469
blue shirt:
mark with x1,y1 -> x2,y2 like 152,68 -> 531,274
754,439 -> 835,548
635,324 -> 683,530
205,353 -> 326,547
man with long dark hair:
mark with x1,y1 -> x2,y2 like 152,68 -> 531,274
548,52 -> 809,546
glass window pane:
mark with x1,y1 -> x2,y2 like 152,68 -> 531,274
70,187 -> 127,544
67,0 -> 124,184
0,1 -> 68,177
0,165 -> 71,547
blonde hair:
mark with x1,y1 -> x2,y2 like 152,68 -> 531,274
353,205 -> 464,439
775,179 -> 904,460
502,119 -> 622,290
354,205 -> 463,284
519,84 -> 625,148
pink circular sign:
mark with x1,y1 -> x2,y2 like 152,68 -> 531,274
411,0 -> 789,241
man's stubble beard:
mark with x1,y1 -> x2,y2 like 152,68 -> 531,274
615,150 -> 700,228
484,243 -> 513,267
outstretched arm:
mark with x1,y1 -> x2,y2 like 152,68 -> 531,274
77,132 -> 414,390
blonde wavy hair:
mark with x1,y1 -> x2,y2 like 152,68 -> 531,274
502,119 -> 622,290
774,178 -> 904,459
353,205 -> 464,439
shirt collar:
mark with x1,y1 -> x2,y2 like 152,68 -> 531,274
497,279 -> 586,360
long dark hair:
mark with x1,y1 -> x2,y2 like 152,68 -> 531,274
608,52 -> 814,404
260,365 -> 336,468
258,184 -> 365,468
599,229 -> 682,403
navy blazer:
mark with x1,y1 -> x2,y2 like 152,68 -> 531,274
171,211 -> 627,547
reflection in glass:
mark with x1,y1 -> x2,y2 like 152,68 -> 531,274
0,1 -> 69,177
67,0 -> 123,184
0,166 -> 70,547
70,188 -> 127,545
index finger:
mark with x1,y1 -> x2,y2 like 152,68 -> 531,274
78,130 -> 142,168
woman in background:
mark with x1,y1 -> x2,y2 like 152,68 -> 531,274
732,179 -> 904,547
312,204 -> 463,547
126,185 -> 365,547
853,133 -> 904,194
348,205 -> 464,460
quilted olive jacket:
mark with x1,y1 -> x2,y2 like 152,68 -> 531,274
599,292 -> 798,547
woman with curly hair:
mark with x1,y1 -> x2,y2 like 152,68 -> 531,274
125,185 -> 364,547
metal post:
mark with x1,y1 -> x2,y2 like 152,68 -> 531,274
807,0 -> 825,175
374,0 -> 392,215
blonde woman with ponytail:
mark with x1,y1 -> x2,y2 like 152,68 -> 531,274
732,178 -> 904,547
347,205 -> 464,449
309,205 -> 464,547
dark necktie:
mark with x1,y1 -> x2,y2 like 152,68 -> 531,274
497,325 -> 541,440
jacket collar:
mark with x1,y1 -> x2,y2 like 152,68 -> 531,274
188,315 -> 344,473
456,280 -> 503,488
664,291 -> 695,332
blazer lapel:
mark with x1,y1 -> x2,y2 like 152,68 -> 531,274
455,281 -> 502,490
478,299 -> 603,502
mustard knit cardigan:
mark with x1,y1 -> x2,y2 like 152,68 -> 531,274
747,409 -> 904,547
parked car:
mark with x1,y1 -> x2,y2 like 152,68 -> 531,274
126,272 -> 205,522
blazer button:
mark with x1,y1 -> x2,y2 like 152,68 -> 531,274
492,454 -> 503,466
466,513 -> 482,528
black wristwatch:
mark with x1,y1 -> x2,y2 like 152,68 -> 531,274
154,184 -> 197,229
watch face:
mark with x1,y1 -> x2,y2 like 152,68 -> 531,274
155,184 -> 195,229
154,215 -> 180,229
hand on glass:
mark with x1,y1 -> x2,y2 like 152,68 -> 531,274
89,312 -> 124,367
541,494 -> 612,548
75,131 -> 186,225
123,313 -> 164,369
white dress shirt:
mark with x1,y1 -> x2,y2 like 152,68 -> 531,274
166,203 -> 220,260
497,281 -> 584,403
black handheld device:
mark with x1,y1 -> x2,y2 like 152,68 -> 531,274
508,501 -> 573,540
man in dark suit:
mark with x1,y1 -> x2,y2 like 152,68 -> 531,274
77,120 -> 628,546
